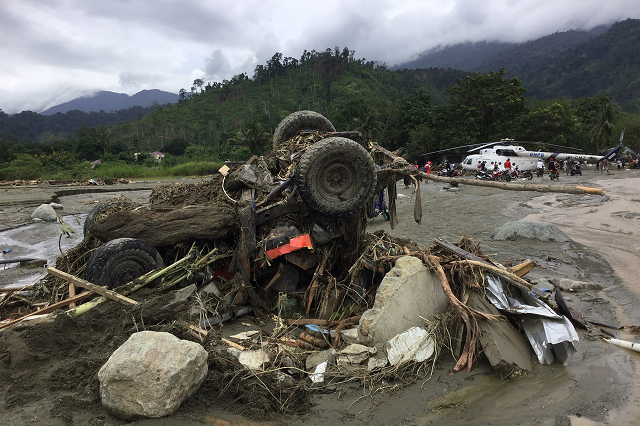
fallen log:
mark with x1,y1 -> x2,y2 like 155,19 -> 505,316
47,267 -> 139,306
382,167 -> 605,196
89,205 -> 237,246
0,291 -> 94,331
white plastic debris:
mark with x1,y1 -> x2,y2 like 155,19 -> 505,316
385,326 -> 435,366
604,338 -> 640,354
309,361 -> 328,383
229,330 -> 260,340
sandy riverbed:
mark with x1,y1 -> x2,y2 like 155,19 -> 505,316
1,171 -> 640,425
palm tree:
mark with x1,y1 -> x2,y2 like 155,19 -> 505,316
232,121 -> 270,155
590,100 -> 616,152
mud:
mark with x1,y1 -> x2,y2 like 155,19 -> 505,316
1,170 -> 640,425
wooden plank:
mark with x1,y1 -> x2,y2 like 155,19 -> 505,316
221,337 -> 245,351
0,291 -> 94,331
509,260 -> 537,278
47,267 -> 139,306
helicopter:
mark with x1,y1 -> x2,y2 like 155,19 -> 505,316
430,138 -> 624,172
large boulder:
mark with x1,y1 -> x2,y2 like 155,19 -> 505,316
359,256 -> 449,347
31,204 -> 58,221
491,221 -> 571,242
98,331 -> 208,420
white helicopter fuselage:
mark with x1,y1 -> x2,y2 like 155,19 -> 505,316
461,145 -> 602,171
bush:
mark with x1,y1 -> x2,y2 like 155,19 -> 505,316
0,154 -> 44,180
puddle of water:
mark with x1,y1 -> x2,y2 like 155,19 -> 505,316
0,214 -> 86,289
568,415 -> 605,425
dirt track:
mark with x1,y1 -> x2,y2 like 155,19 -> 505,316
1,170 -> 640,425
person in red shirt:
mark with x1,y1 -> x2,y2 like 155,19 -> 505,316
504,158 -> 512,172
426,161 -> 431,174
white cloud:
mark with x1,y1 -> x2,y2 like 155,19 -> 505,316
1,0 -> 638,113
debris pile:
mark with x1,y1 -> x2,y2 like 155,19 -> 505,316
0,111 -> 606,422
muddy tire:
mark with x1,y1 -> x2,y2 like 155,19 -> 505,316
272,111 -> 335,148
296,137 -> 376,217
84,238 -> 164,289
83,200 -> 134,237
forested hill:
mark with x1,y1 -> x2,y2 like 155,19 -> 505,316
0,104 -> 165,143
509,19 -> 640,111
399,20 -> 639,112
397,25 -> 609,72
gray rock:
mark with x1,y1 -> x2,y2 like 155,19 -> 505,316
305,348 -> 336,370
549,278 -> 603,291
140,284 -> 196,324
98,331 -> 208,420
359,256 -> 449,347
491,221 -> 571,242
468,293 -> 532,377
531,278 -> 555,292
31,204 -> 58,221
49,202 -> 64,210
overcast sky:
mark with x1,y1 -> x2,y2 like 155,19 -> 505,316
1,0 -> 638,114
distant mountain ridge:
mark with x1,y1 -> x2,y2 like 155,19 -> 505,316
396,25 -> 610,72
41,89 -> 179,115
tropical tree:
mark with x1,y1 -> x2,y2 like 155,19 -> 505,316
444,69 -> 528,143
231,120 -> 270,155
590,97 -> 619,151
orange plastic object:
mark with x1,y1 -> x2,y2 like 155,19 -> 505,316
265,234 -> 313,260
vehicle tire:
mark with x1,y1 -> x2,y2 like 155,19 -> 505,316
296,137 -> 376,217
84,200 -> 134,237
272,111 -> 336,148
504,174 -> 511,182
84,238 -> 164,289
524,171 -> 533,180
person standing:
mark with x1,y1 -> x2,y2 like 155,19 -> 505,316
603,158 -> 609,174
504,158 -> 512,174
426,161 -> 431,174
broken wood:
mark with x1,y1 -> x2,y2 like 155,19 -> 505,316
68,283 -> 76,308
509,260 -> 537,277
47,267 -> 139,306
186,324 -> 208,341
278,337 -> 316,351
426,255 -> 476,373
299,332 -> 330,349
222,337 -> 245,351
0,291 -> 94,331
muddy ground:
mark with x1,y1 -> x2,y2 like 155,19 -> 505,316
1,169 -> 640,426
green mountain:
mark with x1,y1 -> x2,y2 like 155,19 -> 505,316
510,19 -> 640,112
400,20 -> 639,112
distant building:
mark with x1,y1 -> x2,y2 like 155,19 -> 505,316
149,151 -> 164,161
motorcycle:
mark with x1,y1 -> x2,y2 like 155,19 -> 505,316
475,170 -> 493,180
549,169 -> 560,180
536,167 -> 544,177
570,163 -> 582,176
509,168 -> 533,180
493,170 -> 511,182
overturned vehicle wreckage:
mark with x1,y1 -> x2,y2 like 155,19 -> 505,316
82,111 -> 380,307
7,110 -> 596,421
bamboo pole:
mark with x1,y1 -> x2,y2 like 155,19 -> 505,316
0,291 -> 94,331
47,268 -> 139,306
